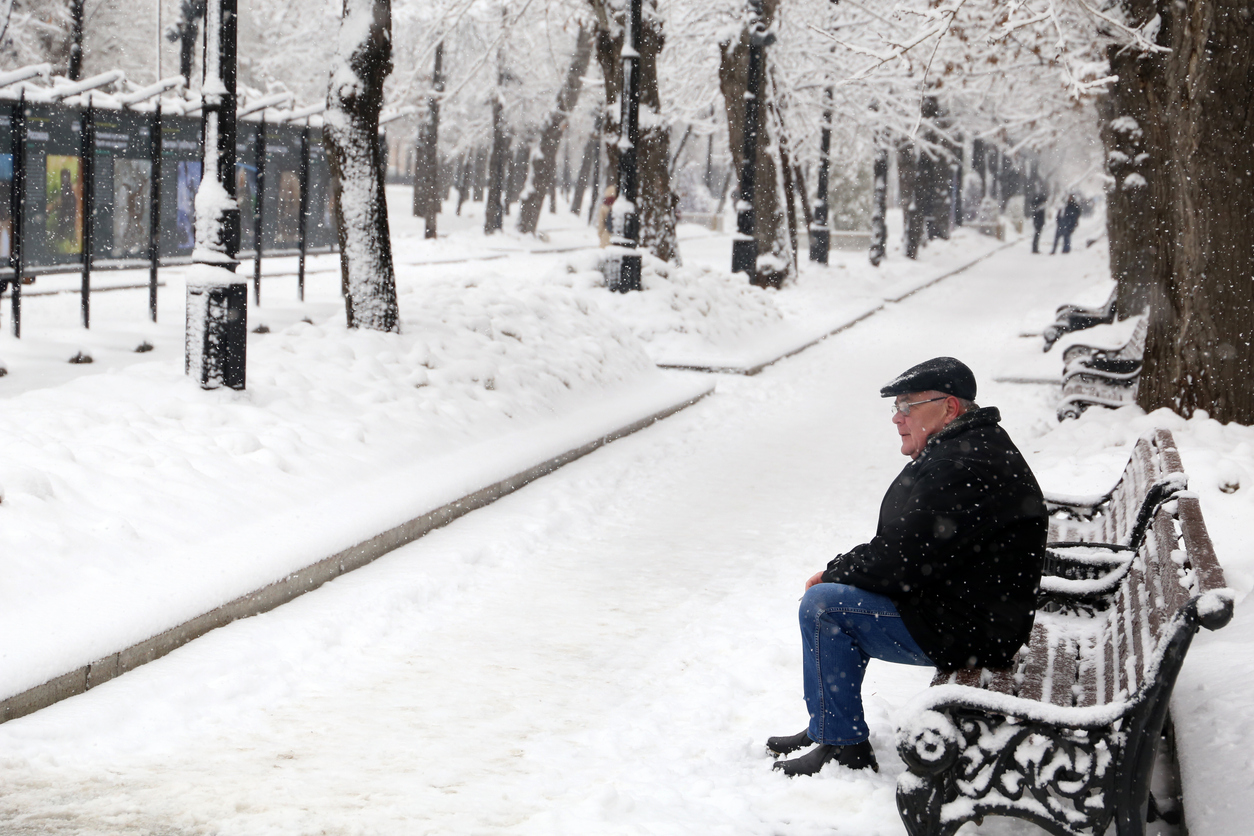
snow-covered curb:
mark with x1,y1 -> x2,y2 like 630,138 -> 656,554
1,373 -> 714,723
654,237 -> 1017,375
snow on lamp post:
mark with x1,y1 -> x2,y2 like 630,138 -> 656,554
605,0 -> 642,293
185,0 -> 247,390
809,86 -> 832,264
731,0 -> 773,280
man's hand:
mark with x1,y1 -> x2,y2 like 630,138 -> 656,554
805,571 -> 826,590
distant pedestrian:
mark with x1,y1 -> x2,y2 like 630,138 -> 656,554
1051,195 -> 1081,255
1031,194 -> 1046,254
595,185 -> 617,248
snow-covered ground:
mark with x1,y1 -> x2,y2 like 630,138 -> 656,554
0,198 -> 1250,835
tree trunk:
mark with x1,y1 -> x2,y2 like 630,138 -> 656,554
325,0 -> 399,333
484,97 -> 507,233
869,147 -> 888,266
1099,14 -> 1172,321
506,141 -> 529,213
718,12 -> 794,285
1137,0 -> 1254,423
518,25 -> 594,235
590,0 -> 679,263
898,142 -> 923,260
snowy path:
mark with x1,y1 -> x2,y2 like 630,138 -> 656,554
0,242 -> 1102,835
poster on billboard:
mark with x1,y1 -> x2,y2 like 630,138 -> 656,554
175,160 -> 201,252
0,153 -> 12,261
45,154 -> 82,256
112,158 -> 151,258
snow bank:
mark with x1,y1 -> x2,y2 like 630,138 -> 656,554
0,271 -> 687,700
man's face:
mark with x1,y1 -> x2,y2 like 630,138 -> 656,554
891,391 -> 955,459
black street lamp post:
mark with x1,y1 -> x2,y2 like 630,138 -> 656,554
186,0 -> 246,390
607,0 -> 642,292
731,0 -> 773,280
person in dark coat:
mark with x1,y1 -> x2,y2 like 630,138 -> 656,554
768,357 -> 1048,777
1031,193 -> 1047,254
1051,195 -> 1081,254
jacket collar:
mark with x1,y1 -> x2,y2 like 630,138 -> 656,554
918,406 -> 1001,458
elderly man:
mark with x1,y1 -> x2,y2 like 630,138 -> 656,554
769,357 -> 1047,777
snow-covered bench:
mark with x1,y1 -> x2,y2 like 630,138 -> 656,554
1041,429 -> 1187,613
895,491 -> 1232,836
1056,317 -> 1147,421
1045,428 -> 1186,548
1042,288 -> 1117,351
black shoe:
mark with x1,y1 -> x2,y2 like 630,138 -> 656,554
772,740 -> 878,777
765,730 -> 813,757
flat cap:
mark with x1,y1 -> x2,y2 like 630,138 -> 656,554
880,357 -> 977,401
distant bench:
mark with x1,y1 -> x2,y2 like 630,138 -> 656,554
1057,317 -> 1147,421
1043,289 -> 1117,352
896,433 -> 1230,836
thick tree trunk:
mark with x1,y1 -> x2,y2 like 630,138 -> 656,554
869,146 -> 888,266
324,0 -> 398,332
518,25 -> 594,235
590,0 -> 679,263
1137,0 -> 1254,422
484,97 -> 507,233
718,13 -> 794,285
898,141 -> 923,260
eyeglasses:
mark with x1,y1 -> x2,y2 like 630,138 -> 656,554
891,396 -> 947,416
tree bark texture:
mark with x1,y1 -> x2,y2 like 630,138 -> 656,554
484,96 -> 507,233
518,25 -> 594,235
897,141 -> 923,260
1098,39 -> 1171,320
869,147 -> 888,266
1136,0 -> 1254,422
718,13 -> 795,285
325,0 -> 399,333
591,0 -> 680,263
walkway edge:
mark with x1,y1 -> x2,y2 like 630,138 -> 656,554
659,239 -> 1018,376
0,384 -> 714,725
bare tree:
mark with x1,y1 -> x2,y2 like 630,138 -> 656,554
325,0 -> 400,333
517,25 -> 594,235
589,0 -> 680,263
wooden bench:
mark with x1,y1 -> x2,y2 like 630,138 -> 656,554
1043,289 -> 1117,351
1057,318 -> 1147,421
1044,428 -> 1186,549
896,490 -> 1232,836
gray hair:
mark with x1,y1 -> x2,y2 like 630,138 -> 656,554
955,397 -> 979,414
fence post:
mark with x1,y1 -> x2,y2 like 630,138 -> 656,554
252,113 -> 266,305
297,122 -> 310,302
80,94 -> 95,328
9,92 -> 24,338
148,100 -> 162,321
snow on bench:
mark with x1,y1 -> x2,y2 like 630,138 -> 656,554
1042,288 -> 1117,352
1056,317 -> 1147,421
1042,429 -> 1188,611
895,489 -> 1232,836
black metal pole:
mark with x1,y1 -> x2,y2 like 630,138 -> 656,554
608,0 -> 642,292
81,94 -> 95,329
809,86 -> 832,264
732,2 -> 771,279
297,123 -> 310,302
149,100 -> 163,321
252,113 -> 266,304
187,0 -> 245,391
869,146 -> 887,267
425,41 -> 443,239
69,0 -> 85,81
10,92 -> 25,338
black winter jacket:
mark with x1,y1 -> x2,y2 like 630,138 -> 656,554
820,407 -> 1047,670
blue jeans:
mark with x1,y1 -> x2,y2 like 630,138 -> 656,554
800,583 -> 933,745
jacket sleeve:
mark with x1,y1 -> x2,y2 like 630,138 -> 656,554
820,456 -> 991,597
